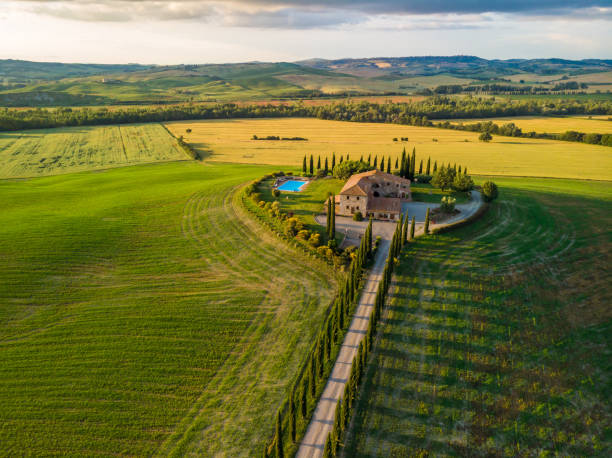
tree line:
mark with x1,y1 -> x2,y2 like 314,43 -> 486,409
323,211 -> 415,457
262,219 -> 375,457
2,96 -> 611,132
436,119 -> 612,147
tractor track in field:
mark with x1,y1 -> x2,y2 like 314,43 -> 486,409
159,183 -> 337,457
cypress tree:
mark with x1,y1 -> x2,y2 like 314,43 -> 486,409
410,148 -> 416,180
339,155 -> 343,164
419,159 -> 423,174
453,163 -> 457,172
332,152 -> 336,170
275,411 -> 284,458
424,208 -> 430,234
380,156 -> 385,171
346,154 -> 350,161
326,197 -> 331,237
367,154 -> 371,165
373,156 -> 377,168
289,395 -> 296,443
301,379 -> 308,418
325,157 -> 329,174
410,216 -> 415,240
464,167 -> 468,175
402,212 -> 409,244
386,157 -> 391,173
333,399 -> 342,453
317,338 -> 324,377
323,433 -> 332,458
317,156 -> 321,170
359,155 -> 363,163
341,385 -> 350,428
309,155 -> 314,175
330,195 -> 336,239
325,317 -> 332,359
395,157 -> 399,170
309,358 -> 316,397
302,155 -> 306,173
433,160 -> 438,172
426,157 -> 431,175
458,165 -> 462,174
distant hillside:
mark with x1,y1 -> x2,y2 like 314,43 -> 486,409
1,57 -> 611,106
298,56 -> 612,78
0,59 -> 152,82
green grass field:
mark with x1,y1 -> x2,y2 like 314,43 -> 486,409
0,123 -> 187,178
444,115 -> 612,134
0,161 -> 338,456
345,177 -> 611,456
166,118 -> 612,181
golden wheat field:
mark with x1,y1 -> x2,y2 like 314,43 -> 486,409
165,118 -> 612,180
444,115 -> 612,134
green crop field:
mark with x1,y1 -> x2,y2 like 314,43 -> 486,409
0,161 -> 338,456
166,118 -> 612,181
0,123 -> 187,178
345,177 -> 612,456
444,115 -> 612,134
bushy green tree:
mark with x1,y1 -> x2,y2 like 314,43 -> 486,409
431,165 -> 456,191
332,160 -> 370,179
479,132 -> 493,142
452,173 -> 474,192
482,181 -> 499,201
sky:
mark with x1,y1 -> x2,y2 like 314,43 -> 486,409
1,1 -> 611,64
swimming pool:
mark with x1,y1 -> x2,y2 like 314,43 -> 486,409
277,180 -> 308,192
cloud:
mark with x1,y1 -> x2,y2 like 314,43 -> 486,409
8,0 -> 612,27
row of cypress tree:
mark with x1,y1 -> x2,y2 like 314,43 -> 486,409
264,219 -> 374,457
301,149 -> 450,181
323,214 -> 411,457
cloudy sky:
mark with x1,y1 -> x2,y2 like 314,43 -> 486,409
2,1 -> 611,64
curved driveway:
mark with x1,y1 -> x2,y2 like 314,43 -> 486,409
300,191 -> 483,457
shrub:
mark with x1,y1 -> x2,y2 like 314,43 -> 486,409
440,196 -> 456,213
272,189 -> 280,197
327,238 -> 338,250
308,233 -> 321,247
481,181 -> 499,202
296,229 -> 311,240
285,217 -> 304,236
317,245 -> 334,259
353,211 -> 363,222
452,173 -> 474,192
186,128 -> 192,133
258,200 -> 266,208
332,160 -> 371,180
316,169 -> 327,178
414,173 -> 432,183
479,132 -> 493,142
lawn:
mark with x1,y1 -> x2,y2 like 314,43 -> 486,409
257,176 -> 344,236
442,115 -> 612,134
410,182 -> 470,204
165,118 -> 612,181
344,177 -> 612,456
0,161 -> 338,456
0,123 -> 187,178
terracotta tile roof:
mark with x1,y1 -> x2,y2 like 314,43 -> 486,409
367,197 -> 401,213
339,169 -> 410,196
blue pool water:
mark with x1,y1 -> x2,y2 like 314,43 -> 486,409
278,180 -> 308,192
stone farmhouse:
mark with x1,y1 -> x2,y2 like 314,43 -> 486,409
335,169 -> 411,220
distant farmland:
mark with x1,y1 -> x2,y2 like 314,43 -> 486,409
165,118 -> 612,181
443,115 -> 612,134
0,123 -> 187,178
